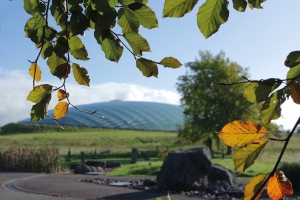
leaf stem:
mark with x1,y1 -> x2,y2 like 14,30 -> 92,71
251,116 -> 300,200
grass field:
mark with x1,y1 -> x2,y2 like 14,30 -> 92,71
1,123 -> 299,178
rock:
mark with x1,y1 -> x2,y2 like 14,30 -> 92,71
70,162 -> 83,170
156,147 -> 212,192
142,179 -> 157,187
74,164 -> 104,174
207,181 -> 230,195
226,186 -> 244,199
86,160 -> 106,170
106,161 -> 122,168
208,164 -> 238,187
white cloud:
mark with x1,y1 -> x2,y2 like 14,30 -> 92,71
0,69 -> 180,126
1,68 -> 298,131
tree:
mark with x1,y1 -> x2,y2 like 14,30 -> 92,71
177,51 -> 259,153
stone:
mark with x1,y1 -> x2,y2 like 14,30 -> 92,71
74,164 -> 104,174
93,150 -> 97,159
131,148 -> 140,164
70,162 -> 83,170
142,179 -> 157,187
106,161 -> 122,168
80,152 -> 85,162
86,160 -> 106,170
66,148 -> 71,162
208,164 -> 238,187
207,181 -> 230,195
156,147 -> 212,192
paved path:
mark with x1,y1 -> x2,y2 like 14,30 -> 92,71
0,172 -> 196,200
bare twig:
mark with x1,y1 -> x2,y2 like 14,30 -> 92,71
47,114 -> 65,129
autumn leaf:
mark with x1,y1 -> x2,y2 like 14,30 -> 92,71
290,82 -> 300,104
54,102 -> 69,119
72,63 -> 90,86
57,89 -> 69,101
244,174 -> 268,200
218,120 -> 268,147
233,139 -> 268,172
267,171 -> 293,200
29,63 -> 42,82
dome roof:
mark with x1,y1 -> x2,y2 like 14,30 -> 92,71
20,101 -> 184,132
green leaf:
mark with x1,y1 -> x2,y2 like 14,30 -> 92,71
72,63 -> 90,86
119,0 -> 148,6
95,28 -> 123,62
136,58 -> 158,77
160,57 -> 182,68
30,94 -> 51,121
99,9 -> 118,29
50,0 -> 68,25
41,40 -> 54,59
29,26 -> 57,44
24,0 -> 46,15
261,89 -> 286,125
163,0 -> 198,18
233,139 -> 268,172
68,0 -> 84,12
233,0 -> 247,12
197,0 -> 229,38
284,51 -> 300,68
69,36 -> 89,60
47,52 -> 69,79
70,11 -> 90,36
124,32 -> 150,56
243,79 -> 282,103
287,64 -> 300,85
91,0 -> 112,13
54,36 -> 68,57
129,3 -> 158,29
118,8 -> 140,33
24,13 -> 46,37
248,0 -> 266,9
108,0 -> 118,7
27,84 -> 53,103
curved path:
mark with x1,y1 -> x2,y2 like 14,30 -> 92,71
0,172 -> 196,200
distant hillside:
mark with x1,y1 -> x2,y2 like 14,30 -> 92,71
0,123 -> 101,134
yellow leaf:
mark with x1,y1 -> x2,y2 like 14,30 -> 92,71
267,171 -> 293,200
218,120 -> 268,147
72,63 -> 90,86
244,174 -> 268,200
29,63 -> 42,82
57,89 -> 69,101
54,102 -> 69,119
290,82 -> 300,104
233,139 -> 268,172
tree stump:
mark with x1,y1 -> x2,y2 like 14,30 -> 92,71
156,147 -> 212,192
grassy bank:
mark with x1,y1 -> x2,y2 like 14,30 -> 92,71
0,123 -> 298,178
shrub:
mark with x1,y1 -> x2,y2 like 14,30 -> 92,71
0,147 -> 62,173
278,162 -> 300,191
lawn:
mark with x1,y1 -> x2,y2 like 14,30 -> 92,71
1,123 -> 299,178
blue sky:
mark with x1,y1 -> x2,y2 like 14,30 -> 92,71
1,1 -> 300,130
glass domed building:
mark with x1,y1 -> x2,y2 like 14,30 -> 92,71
20,101 -> 184,132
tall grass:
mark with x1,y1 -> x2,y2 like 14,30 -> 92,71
0,147 -> 62,173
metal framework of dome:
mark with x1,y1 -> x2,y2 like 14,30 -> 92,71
20,101 -> 184,132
